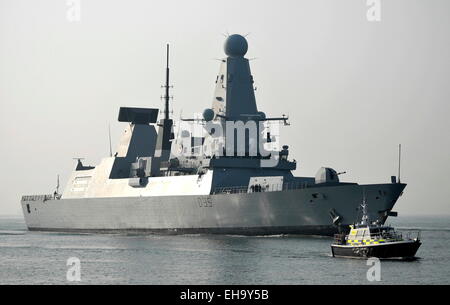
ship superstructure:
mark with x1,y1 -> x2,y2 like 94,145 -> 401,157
21,35 -> 405,235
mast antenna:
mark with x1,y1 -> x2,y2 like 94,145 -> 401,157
398,144 -> 402,183
56,174 -> 60,194
163,44 -> 171,121
360,190 -> 369,226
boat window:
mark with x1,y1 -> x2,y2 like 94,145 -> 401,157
26,204 -> 31,214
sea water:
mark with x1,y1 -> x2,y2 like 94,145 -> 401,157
0,215 -> 449,284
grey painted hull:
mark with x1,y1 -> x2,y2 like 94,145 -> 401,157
21,183 -> 405,236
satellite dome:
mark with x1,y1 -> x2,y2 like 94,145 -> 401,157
224,34 -> 248,57
203,108 -> 215,122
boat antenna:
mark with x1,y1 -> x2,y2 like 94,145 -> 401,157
360,190 -> 369,226
398,144 -> 401,183
56,174 -> 60,194
108,124 -> 112,157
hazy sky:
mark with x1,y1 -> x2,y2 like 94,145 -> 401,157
0,0 -> 449,216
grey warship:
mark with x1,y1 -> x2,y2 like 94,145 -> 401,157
21,35 -> 405,235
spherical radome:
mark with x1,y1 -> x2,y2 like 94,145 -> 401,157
203,108 -> 215,122
224,34 -> 248,57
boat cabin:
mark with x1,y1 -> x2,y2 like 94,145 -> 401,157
345,225 -> 403,246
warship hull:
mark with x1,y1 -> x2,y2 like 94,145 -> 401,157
21,183 -> 404,236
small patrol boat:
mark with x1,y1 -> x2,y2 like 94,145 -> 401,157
331,196 -> 421,259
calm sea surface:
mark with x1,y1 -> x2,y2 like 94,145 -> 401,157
0,215 -> 449,284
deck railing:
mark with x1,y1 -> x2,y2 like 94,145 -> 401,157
212,182 -> 310,195
333,230 -> 421,245
371,231 -> 403,241
22,194 -> 61,201
333,234 -> 347,245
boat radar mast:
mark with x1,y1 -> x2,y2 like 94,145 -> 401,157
359,192 -> 370,227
